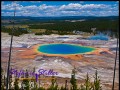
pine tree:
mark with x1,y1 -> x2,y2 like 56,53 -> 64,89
22,69 -> 30,90
37,87 -> 45,90
33,78 -> 38,90
47,76 -> 58,90
30,68 -> 34,89
38,75 -> 41,88
1,68 -> 4,90
65,80 -> 68,90
14,77 -> 19,90
9,68 -> 13,89
79,84 -> 85,90
93,70 -> 102,90
31,67 -> 38,90
51,76 -> 56,87
4,75 -> 6,89
70,67 -> 77,90
21,70 -> 25,90
84,73 -> 92,90
60,86 -> 65,90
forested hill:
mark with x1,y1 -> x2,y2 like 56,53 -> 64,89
1,16 -> 119,23
1,16 -> 119,37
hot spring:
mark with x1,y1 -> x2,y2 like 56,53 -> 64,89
88,33 -> 109,41
37,43 -> 96,55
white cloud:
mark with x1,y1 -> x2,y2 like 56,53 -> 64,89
59,3 -> 82,10
59,3 -> 111,11
24,5 -> 38,10
1,2 -> 119,16
2,2 -> 23,11
39,4 -> 55,10
82,4 -> 101,9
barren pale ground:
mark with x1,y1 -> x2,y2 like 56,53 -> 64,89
1,32 -> 119,90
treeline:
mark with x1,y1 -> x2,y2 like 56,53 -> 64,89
1,67 -> 102,90
29,20 -> 118,33
1,26 -> 29,36
35,30 -> 54,35
35,30 -> 72,35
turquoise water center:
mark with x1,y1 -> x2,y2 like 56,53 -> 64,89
37,44 -> 96,55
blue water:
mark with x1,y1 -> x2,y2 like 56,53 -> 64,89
88,33 -> 109,41
38,44 -> 95,54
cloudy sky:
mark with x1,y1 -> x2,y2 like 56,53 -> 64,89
1,1 -> 119,17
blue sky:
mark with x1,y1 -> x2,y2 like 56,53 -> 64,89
1,1 -> 119,17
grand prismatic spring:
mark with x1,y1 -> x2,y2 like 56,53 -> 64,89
37,43 -> 96,55
17,43 -> 112,60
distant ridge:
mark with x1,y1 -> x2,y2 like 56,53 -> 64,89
2,16 -> 118,19
1,16 -> 119,23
